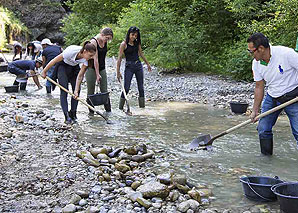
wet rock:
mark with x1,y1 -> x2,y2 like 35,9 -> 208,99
90,147 -> 109,157
136,197 -> 152,209
115,163 -> 130,173
188,189 -> 201,202
96,154 -> 109,160
76,190 -> 89,198
137,181 -> 169,199
131,181 -> 141,190
176,184 -> 190,194
169,190 -> 180,202
171,174 -> 187,185
78,199 -> 87,206
124,146 -> 138,155
157,173 -> 171,185
131,155 -> 145,162
62,204 -> 76,213
128,191 -> 143,202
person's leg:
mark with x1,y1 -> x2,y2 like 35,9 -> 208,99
46,66 -> 55,93
85,67 -> 96,115
57,64 -> 72,123
284,102 -> 298,148
99,69 -> 111,112
134,62 -> 145,108
8,64 -> 27,89
257,94 -> 282,155
69,66 -> 80,121
119,64 -> 134,110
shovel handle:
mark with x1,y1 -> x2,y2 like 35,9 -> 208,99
45,76 -> 108,122
221,96 -> 298,136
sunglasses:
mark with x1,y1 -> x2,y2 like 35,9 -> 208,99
247,47 -> 258,54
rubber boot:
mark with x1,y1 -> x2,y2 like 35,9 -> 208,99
86,99 -> 94,116
104,98 -> 111,112
46,86 -> 51,94
119,98 -> 125,110
138,97 -> 145,108
13,80 -> 19,86
64,111 -> 72,124
259,138 -> 273,155
69,110 -> 77,123
20,82 -> 27,90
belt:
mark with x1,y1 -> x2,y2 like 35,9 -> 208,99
126,60 -> 140,65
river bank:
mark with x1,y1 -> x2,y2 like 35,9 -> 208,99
0,58 -> 279,213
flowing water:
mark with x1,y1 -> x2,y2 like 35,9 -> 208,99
1,70 -> 298,211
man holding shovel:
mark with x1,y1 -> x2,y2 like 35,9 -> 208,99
248,32 -> 298,155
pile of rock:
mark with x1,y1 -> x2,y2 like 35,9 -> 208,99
69,145 -> 212,213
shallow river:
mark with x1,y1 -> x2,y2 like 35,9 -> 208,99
1,69 -> 298,211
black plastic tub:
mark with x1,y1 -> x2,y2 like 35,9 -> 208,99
0,64 -> 8,72
4,85 -> 19,93
87,92 -> 109,106
271,182 -> 298,213
240,176 -> 283,202
230,101 -> 249,114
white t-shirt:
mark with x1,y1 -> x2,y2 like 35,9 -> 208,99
62,45 -> 88,66
253,45 -> 298,98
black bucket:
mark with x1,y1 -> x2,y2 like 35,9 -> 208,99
0,64 -> 8,72
271,182 -> 298,213
87,92 -> 109,106
4,85 -> 19,93
230,101 -> 249,114
240,176 -> 283,202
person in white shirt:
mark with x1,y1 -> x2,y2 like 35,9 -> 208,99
248,32 -> 298,155
24,41 -> 42,60
41,41 -> 96,124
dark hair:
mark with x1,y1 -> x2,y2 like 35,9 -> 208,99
247,33 -> 270,48
101,27 -> 113,38
125,26 -> 141,46
80,41 -> 96,53
14,45 -> 22,58
26,42 -> 35,56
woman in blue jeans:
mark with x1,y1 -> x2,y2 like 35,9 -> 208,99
116,26 -> 152,109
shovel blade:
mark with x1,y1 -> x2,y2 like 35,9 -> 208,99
189,134 -> 212,150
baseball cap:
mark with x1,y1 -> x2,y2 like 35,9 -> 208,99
41,38 -> 52,45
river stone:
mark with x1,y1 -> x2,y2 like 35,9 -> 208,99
171,174 -> 187,185
198,189 -> 212,197
70,194 -> 81,204
76,190 -> 89,198
96,154 -> 109,160
131,155 -> 145,162
90,147 -> 108,157
188,199 -> 200,210
128,191 -> 143,202
124,146 -> 138,155
178,200 -> 191,213
142,151 -> 154,159
108,148 -> 122,158
79,199 -> 87,206
115,163 -> 130,173
176,184 -> 190,194
152,202 -> 162,209
136,197 -> 152,209
62,204 -> 76,213
131,181 -> 141,190
188,189 -> 201,202
169,190 -> 180,202
86,206 -> 100,213
137,181 -> 169,199
157,173 -> 171,185
3,131 -> 12,138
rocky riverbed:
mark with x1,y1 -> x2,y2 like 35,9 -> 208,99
1,58 -> 277,213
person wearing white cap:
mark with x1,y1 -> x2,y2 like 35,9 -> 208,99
41,38 -> 62,93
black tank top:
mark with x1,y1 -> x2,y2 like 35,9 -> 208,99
91,37 -> 107,71
124,43 -> 139,62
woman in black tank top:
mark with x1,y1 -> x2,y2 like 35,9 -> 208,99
116,26 -> 152,109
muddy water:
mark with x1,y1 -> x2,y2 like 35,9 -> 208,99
1,70 -> 298,211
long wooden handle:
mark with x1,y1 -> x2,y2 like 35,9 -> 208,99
45,76 -> 108,121
216,96 -> 298,138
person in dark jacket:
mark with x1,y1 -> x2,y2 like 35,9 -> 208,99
41,38 -> 62,93
116,26 -> 152,109
8,58 -> 43,90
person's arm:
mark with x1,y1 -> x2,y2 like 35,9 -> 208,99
116,41 -> 126,82
41,54 -> 63,78
138,44 -> 152,72
250,80 -> 265,122
90,39 -> 101,83
42,56 -> 46,68
74,64 -> 88,98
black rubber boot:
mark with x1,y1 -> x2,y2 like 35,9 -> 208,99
104,98 -> 111,112
46,86 -> 51,94
13,80 -> 19,86
138,97 -> 145,108
86,99 -> 94,116
64,112 -> 72,124
119,98 -> 125,110
20,82 -> 27,90
69,110 -> 77,122
259,138 -> 273,155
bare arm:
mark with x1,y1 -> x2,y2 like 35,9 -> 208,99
138,44 -> 151,72
251,80 -> 265,122
116,42 -> 126,82
42,56 -> 46,68
74,64 -> 88,98
90,39 -> 101,82
41,54 -> 63,78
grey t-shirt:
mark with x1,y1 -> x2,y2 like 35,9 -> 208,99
62,45 -> 88,66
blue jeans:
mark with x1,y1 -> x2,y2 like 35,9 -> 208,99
46,66 -> 55,87
258,93 -> 298,144
122,60 -> 144,98
8,64 -> 27,76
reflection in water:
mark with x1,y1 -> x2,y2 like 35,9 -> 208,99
1,71 -> 297,210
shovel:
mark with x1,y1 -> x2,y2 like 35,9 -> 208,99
189,96 -> 298,150
17,74 -> 111,124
